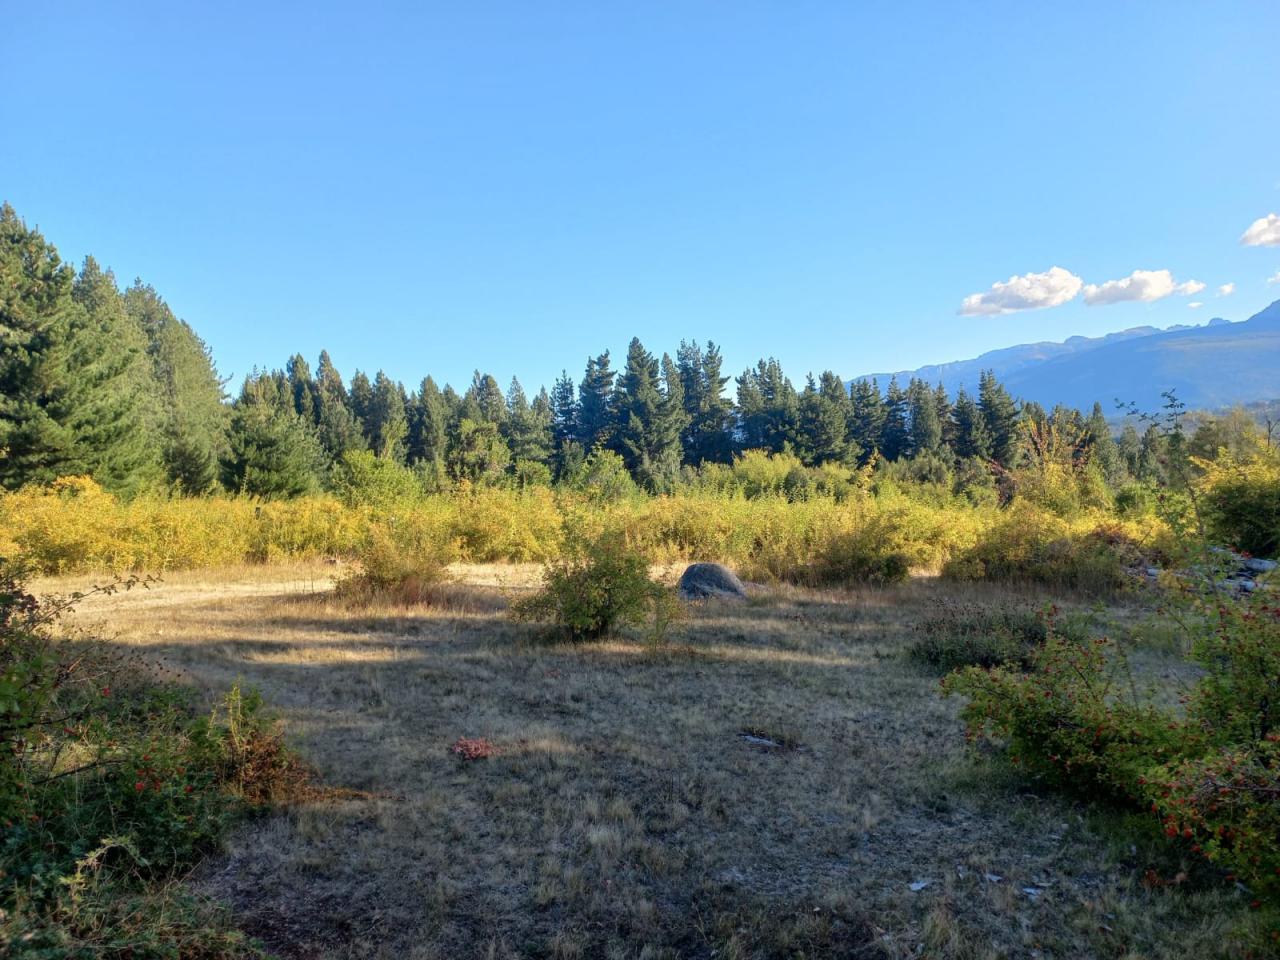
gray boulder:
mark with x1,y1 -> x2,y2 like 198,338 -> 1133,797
678,562 -> 748,601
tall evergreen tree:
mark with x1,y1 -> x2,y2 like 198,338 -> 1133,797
906,378 -> 943,456
312,351 -> 365,461
978,370 -> 1020,467
677,340 -> 734,464
503,377 -> 553,465
1084,401 -> 1123,484
797,372 -> 855,465
848,378 -> 886,462
122,280 -> 226,492
222,372 -> 323,497
348,371 -> 375,445
0,205 -> 86,488
408,375 -> 449,467
577,352 -> 615,450
950,388 -> 992,459
466,371 -> 507,426
879,378 -> 910,461
367,371 -> 409,461
70,256 -> 164,493
613,338 -> 686,491
736,358 -> 798,453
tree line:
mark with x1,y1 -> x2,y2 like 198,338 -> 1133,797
1,203 -> 1177,498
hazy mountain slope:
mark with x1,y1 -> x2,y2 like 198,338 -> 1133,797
859,325 -> 1172,393
856,300 -> 1280,411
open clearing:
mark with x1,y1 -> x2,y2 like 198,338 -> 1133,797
46,564 -> 1244,959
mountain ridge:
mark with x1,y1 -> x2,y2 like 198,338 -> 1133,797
855,300 -> 1280,411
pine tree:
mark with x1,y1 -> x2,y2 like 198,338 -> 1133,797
0,205 -> 86,488
951,388 -> 992,459
1118,422 -> 1142,477
848,378 -> 886,462
312,351 -> 365,461
677,340 -> 734,464
1084,402 -> 1123,484
222,372 -> 323,497
122,280 -> 226,492
797,372 -> 855,465
367,371 -> 408,461
467,371 -> 507,426
577,352 -> 615,450
503,377 -> 553,465
613,338 -> 686,491
880,378 -> 910,461
550,371 -> 578,447
70,256 -> 164,493
906,378 -> 942,456
286,354 -> 318,423
348,371 -> 375,445
978,370 -> 1020,467
736,359 -> 797,453
408,375 -> 449,467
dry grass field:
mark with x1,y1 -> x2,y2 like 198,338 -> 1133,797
41,564 -> 1248,960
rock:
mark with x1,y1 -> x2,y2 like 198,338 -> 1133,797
1244,557 -> 1278,574
909,880 -> 932,892
678,562 -> 748,601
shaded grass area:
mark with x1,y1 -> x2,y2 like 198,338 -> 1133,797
49,564 -> 1254,959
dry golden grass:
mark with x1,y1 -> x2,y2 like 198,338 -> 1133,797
44,564 -> 1250,959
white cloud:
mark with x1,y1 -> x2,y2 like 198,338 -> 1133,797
1242,213 -> 1280,246
1082,269 -> 1205,306
1188,301 -> 1204,309
958,266 -> 1083,316
1268,270 -> 1280,285
1218,282 -> 1235,296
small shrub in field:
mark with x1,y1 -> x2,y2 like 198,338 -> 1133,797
512,538 -> 675,642
336,518 -> 456,604
909,601 -> 1051,671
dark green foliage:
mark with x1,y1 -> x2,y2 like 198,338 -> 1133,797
950,388 -> 991,460
503,378 -> 554,464
123,281 -> 226,493
909,600 -> 1066,671
1,565 -> 295,958
796,372 -> 855,466
612,339 -> 687,492
848,378 -> 885,462
906,378 -> 943,456
736,358 -> 798,453
677,340 -> 735,464
446,417 -> 510,484
577,352 -> 616,450
221,373 -> 323,497
0,207 -> 168,495
979,369 -> 1020,467
511,536 -> 674,642
312,350 -> 366,463
879,378 -> 910,461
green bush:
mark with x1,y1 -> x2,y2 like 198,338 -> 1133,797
336,516 -> 457,604
1198,450 -> 1280,558
943,578 -> 1280,911
512,537 -> 677,642
0,564 -> 294,957
909,601 -> 1052,671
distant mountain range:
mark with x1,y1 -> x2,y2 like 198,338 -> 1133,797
857,299 -> 1280,413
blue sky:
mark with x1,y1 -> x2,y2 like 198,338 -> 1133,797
4,1 -> 1279,393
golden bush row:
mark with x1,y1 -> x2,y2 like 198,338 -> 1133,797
1,475 -> 1175,592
